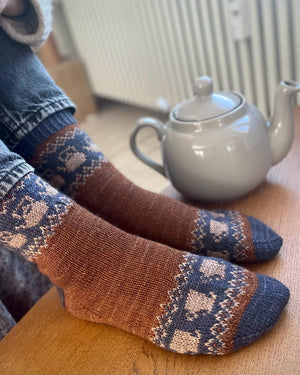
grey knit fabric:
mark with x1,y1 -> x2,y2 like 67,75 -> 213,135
0,0 -> 52,50
0,299 -> 15,341
0,246 -> 51,334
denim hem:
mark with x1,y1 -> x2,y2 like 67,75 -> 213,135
15,96 -> 76,141
0,96 -> 76,151
15,110 -> 77,160
0,162 -> 33,198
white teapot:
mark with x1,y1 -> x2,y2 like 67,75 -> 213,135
130,77 -> 300,201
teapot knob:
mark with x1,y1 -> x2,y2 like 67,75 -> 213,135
193,76 -> 213,97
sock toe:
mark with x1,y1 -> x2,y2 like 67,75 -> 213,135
234,274 -> 289,352
191,210 -> 282,263
248,216 -> 283,261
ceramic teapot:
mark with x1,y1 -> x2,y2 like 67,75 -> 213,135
130,76 -> 300,201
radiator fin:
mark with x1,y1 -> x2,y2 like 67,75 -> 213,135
62,0 -> 299,118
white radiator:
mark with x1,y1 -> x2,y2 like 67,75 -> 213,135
62,0 -> 300,118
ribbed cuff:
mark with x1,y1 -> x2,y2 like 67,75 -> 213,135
14,110 -> 77,161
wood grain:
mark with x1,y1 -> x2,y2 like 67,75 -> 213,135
0,109 -> 300,375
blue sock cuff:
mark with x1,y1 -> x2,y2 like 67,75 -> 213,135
14,110 -> 77,160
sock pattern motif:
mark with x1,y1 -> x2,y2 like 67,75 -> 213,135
192,210 -> 255,262
152,254 -> 257,354
0,173 -> 71,261
31,125 -> 107,197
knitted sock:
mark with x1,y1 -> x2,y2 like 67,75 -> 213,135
23,121 -> 282,263
0,172 -> 289,355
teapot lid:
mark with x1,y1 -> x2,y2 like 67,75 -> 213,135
173,77 -> 241,122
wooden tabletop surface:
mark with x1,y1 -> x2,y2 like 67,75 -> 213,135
0,109 -> 300,375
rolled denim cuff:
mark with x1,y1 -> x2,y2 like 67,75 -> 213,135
0,159 -> 33,199
0,27 -> 76,151
14,109 -> 76,160
0,97 -> 76,152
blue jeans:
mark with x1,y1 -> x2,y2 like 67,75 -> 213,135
0,27 -> 76,198
0,28 -> 77,336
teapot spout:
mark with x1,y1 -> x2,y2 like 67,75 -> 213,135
269,80 -> 300,165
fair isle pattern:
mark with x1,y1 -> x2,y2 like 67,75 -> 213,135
151,254 -> 258,355
0,173 -> 71,261
204,266 -> 257,354
191,210 -> 255,262
229,211 -> 255,262
32,126 -> 107,197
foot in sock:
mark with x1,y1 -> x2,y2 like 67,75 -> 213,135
25,123 -> 282,263
0,172 -> 289,354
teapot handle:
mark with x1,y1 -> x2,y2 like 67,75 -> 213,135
130,117 -> 166,177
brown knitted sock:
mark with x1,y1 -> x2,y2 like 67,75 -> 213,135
29,124 -> 282,263
0,172 -> 289,355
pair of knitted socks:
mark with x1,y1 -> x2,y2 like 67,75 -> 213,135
0,121 -> 289,355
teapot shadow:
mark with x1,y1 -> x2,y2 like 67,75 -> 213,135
165,178 -> 292,216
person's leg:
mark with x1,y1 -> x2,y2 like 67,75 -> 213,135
0,31 -> 55,319
0,146 -> 290,354
0,138 -> 51,325
0,27 -> 75,152
0,28 -> 282,263
28,123 -> 282,263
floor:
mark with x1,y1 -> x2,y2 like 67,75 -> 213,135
81,100 -> 170,193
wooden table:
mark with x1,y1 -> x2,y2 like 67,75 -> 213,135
1,110 -> 300,375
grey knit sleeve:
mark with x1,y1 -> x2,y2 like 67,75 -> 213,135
0,0 -> 52,50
